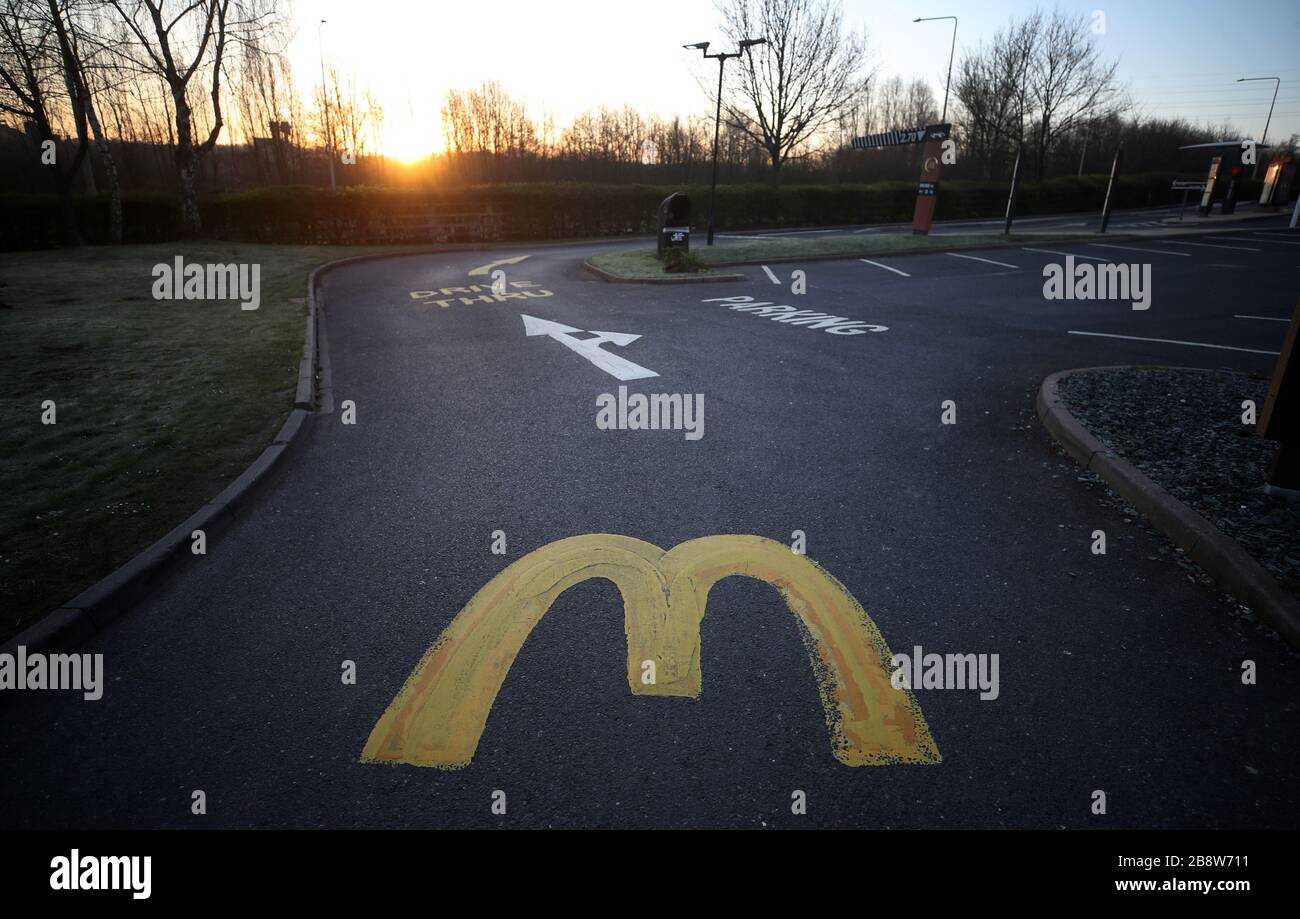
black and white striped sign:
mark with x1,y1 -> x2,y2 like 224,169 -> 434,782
851,123 -> 951,149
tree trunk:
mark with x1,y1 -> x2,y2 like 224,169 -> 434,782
84,95 -> 123,244
172,88 -> 203,237
177,153 -> 202,237
53,168 -> 82,247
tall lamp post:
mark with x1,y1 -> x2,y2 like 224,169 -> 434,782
1237,76 -> 1280,179
914,15 -> 958,123
319,19 -> 336,193
685,37 -> 767,245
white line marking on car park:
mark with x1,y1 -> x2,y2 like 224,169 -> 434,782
1244,234 -> 1300,246
1089,243 -> 1190,257
1207,236 -> 1300,246
761,265 -> 781,284
1235,315 -> 1291,322
1021,247 -> 1111,261
1159,240 -> 1260,252
859,259 -> 911,277
1067,330 -> 1279,355
945,252 -> 1020,269
1251,232 -> 1300,240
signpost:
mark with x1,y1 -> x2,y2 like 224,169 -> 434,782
1170,180 -> 1206,223
1099,147 -> 1123,234
851,123 -> 952,235
1261,299 -> 1300,497
1004,148 -> 1023,234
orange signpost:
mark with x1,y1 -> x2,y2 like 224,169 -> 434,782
852,123 -> 951,236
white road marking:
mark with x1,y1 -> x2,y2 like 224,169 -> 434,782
945,252 -> 1019,269
1251,232 -> 1300,240
859,259 -> 910,277
1067,330 -> 1279,355
1021,247 -> 1111,261
1207,236 -> 1298,246
1089,243 -> 1190,257
761,265 -> 781,284
1243,234 -> 1300,246
1159,240 -> 1260,252
1235,315 -> 1291,322
468,255 -> 529,276
521,314 -> 659,381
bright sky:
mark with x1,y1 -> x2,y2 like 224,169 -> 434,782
288,0 -> 1300,161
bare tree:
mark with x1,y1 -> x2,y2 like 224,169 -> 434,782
106,0 -> 279,235
0,0 -> 89,243
1027,9 -> 1124,178
954,14 -> 1039,179
717,0 -> 869,179
52,0 -> 124,242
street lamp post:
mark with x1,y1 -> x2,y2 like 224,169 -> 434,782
1237,76 -> 1280,178
319,19 -> 336,193
914,15 -> 958,123
685,37 -> 767,245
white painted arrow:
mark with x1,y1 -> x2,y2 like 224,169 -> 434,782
468,255 -> 530,277
521,314 -> 659,381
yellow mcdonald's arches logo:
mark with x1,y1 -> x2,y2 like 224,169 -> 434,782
361,534 -> 940,769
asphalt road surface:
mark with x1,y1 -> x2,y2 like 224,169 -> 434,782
3,219 -> 1299,829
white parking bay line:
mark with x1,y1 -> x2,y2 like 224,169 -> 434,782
1207,235 -> 1300,247
1089,243 -> 1191,257
1161,240 -> 1260,252
1244,234 -> 1300,246
1022,247 -> 1111,262
1235,315 -> 1291,322
946,252 -> 1019,269
860,259 -> 911,277
1067,330 -> 1279,355
761,265 -> 781,284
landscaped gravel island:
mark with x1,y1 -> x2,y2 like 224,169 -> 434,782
1057,367 -> 1300,605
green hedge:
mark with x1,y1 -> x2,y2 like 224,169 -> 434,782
0,174 -> 1267,250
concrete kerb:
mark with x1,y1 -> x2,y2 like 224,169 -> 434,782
1038,367 -> 1300,649
583,257 -> 745,285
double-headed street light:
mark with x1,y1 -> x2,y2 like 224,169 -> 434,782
913,15 -> 958,124
1237,76 -> 1280,178
685,36 -> 767,245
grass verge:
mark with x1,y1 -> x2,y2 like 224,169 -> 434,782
0,242 -> 405,642
586,231 -> 1086,280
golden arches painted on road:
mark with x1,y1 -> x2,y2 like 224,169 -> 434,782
360,534 -> 940,769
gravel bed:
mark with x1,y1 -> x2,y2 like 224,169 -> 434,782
1056,367 -> 1300,604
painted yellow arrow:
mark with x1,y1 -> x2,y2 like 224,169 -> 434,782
467,255 -> 530,277
361,534 -> 940,769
